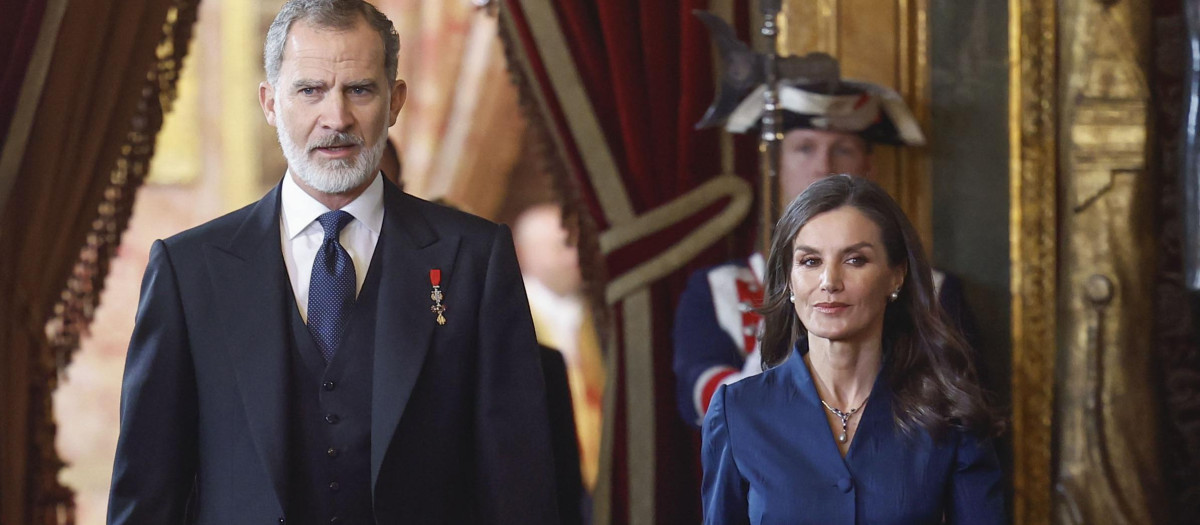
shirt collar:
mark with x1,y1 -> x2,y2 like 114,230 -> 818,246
280,170 -> 385,239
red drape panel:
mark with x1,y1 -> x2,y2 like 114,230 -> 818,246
0,0 -> 198,522
501,1 -> 757,522
0,0 -> 48,142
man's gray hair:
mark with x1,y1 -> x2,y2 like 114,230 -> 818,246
264,0 -> 399,86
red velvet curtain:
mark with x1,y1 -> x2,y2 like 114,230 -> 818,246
499,1 -> 757,522
0,0 -> 199,522
0,0 -> 47,141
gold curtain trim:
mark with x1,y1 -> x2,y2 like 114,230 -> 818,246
1009,1 -> 1058,523
34,2 -> 201,522
602,175 -> 753,305
511,0 -> 636,224
619,290 -> 656,525
45,0 -> 201,362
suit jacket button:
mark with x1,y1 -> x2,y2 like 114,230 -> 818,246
278,517 -> 286,524
323,380 -> 335,391
836,477 -> 854,493
327,447 -> 339,458
329,481 -> 340,492
325,414 -> 340,424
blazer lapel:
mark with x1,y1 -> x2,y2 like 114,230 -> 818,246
786,343 -> 855,476
371,182 -> 460,491
845,370 -> 893,462
203,184 -> 290,509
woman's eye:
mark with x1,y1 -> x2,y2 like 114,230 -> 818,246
799,257 -> 821,267
846,256 -> 866,266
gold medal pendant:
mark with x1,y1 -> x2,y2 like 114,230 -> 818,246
429,269 -> 447,325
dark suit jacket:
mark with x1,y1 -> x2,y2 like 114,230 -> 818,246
108,178 -> 559,524
701,340 -> 1005,525
538,346 -> 584,525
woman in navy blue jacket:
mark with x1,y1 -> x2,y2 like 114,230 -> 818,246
701,175 -> 1004,524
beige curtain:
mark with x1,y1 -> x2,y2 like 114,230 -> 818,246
0,0 -> 199,522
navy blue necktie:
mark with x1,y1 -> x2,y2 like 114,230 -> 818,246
308,210 -> 356,362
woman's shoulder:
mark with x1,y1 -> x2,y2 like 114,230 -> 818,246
720,359 -> 796,407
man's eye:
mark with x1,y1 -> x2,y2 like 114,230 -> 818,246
299,87 -> 317,96
350,87 -> 369,95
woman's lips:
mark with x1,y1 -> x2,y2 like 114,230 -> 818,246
813,302 -> 850,314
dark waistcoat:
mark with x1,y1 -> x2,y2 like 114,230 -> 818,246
284,244 -> 383,525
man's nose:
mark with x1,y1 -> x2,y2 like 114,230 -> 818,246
319,93 -> 354,131
816,148 -> 834,176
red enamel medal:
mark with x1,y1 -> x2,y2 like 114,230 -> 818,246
429,269 -> 446,325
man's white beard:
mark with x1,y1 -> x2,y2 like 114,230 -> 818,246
276,109 -> 388,194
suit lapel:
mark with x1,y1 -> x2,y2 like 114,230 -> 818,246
203,184 -> 290,509
371,182 -> 460,491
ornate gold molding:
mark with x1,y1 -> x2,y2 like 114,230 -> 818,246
779,0 -> 838,56
1054,0 -> 1164,523
1009,0 -> 1057,523
896,0 -> 930,252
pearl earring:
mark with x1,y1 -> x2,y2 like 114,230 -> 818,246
889,289 -> 900,302
789,293 -> 796,303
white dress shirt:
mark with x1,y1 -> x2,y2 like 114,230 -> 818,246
523,277 -> 585,365
280,171 -> 384,322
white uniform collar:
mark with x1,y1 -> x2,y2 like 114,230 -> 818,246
749,251 -> 766,284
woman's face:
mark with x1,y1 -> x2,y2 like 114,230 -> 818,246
790,205 -> 905,345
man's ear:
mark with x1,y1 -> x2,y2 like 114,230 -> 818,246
259,81 -> 277,126
388,79 -> 407,127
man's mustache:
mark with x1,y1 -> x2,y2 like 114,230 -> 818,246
308,132 -> 364,151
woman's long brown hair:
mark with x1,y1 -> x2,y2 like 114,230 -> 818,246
758,175 -> 1000,438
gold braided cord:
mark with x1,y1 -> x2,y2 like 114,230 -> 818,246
35,2 -> 200,523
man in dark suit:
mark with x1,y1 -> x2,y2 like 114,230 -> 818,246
107,1 -> 558,523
